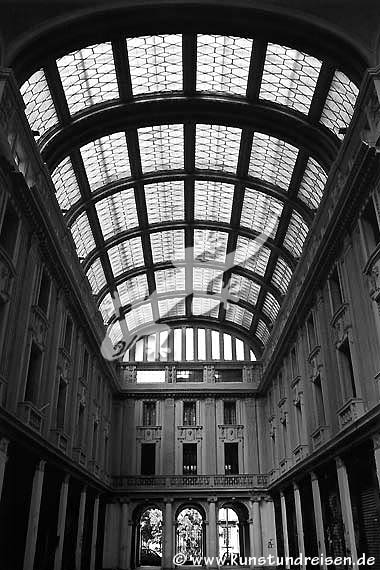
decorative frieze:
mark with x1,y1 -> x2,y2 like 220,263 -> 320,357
112,473 -> 268,490
57,347 -> 71,381
218,424 -> 244,441
29,305 -> 49,349
292,444 -> 309,464
136,426 -> 162,442
311,425 -> 329,450
177,426 -> 203,442
50,429 -> 69,454
337,397 -> 366,429
17,402 -> 43,433
331,303 -> 352,346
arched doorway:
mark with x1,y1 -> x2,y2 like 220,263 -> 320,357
218,504 -> 249,561
176,506 -> 205,562
137,507 -> 163,567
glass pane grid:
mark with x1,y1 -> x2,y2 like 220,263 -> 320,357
229,273 -> 260,305
260,43 -> 322,115
81,132 -> 131,191
249,132 -> 298,191
256,319 -> 270,344
226,303 -> 253,329
192,296 -> 220,318
127,35 -> 182,95
234,236 -> 270,276
86,258 -> 107,294
263,292 -> 280,322
108,237 -> 144,276
70,212 -> 96,258
126,303 -> 153,330
197,35 -> 253,96
195,124 -> 241,173
194,180 -> 234,223
298,157 -> 328,209
51,156 -> 81,210
117,274 -> 149,306
240,187 -> 283,237
155,267 -> 186,294
99,293 -> 115,322
145,181 -> 184,223
57,42 -> 118,115
95,188 -> 138,241
194,229 -> 228,264
20,70 -> 58,138
283,211 -> 309,258
150,230 -> 185,263
109,321 -> 123,345
139,124 -> 184,173
271,257 -> 292,294
158,297 -> 186,318
320,71 -> 359,139
193,267 -> 223,293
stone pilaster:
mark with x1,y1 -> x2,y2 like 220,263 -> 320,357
335,457 -> 357,564
280,492 -> 290,569
90,495 -> 100,570
54,474 -> 70,570
310,472 -> 327,568
0,437 -> 9,501
163,497 -> 174,570
23,460 -> 46,570
293,482 -> 306,569
119,499 -> 132,570
75,486 -> 87,570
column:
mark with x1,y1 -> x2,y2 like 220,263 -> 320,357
310,472 -> 327,569
0,437 -> 9,500
372,433 -> 380,490
90,495 -> 100,570
75,486 -> 87,570
54,474 -> 70,570
280,492 -> 290,569
207,497 -> 218,567
293,483 -> 306,570
335,457 -> 357,564
205,399 -> 217,473
119,499 -> 131,570
23,460 -> 46,570
162,399 -> 175,474
249,497 -> 262,563
163,498 -> 174,570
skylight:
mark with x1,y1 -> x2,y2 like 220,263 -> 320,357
240,187 -> 283,237
51,156 -> 81,210
20,70 -> 58,139
107,237 -> 145,276
195,124 -> 241,172
249,133 -> 299,191
70,212 -> 96,258
150,230 -> 185,263
320,71 -> 359,139
194,180 -> 234,223
138,124 -> 184,172
234,236 -> 271,276
298,157 -> 328,209
95,188 -> 138,240
144,181 -> 184,223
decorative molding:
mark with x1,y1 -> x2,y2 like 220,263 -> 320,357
177,426 -> 203,442
218,424 -> 244,442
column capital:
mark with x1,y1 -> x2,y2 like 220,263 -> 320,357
36,460 -> 46,472
293,481 -> 300,491
310,471 -> 318,482
372,432 -> 380,450
163,497 -> 174,504
335,456 -> 345,469
249,496 -> 261,503
207,496 -> 218,503
0,437 -> 10,454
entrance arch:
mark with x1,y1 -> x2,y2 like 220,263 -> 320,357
218,503 -> 249,561
136,506 -> 163,567
176,506 -> 205,562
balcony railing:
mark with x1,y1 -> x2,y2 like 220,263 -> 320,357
112,473 -> 268,490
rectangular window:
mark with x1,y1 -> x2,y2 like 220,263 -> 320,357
63,315 -> 73,353
223,401 -> 237,425
278,372 -> 285,400
313,373 -> 326,426
37,268 -> 51,314
215,369 -> 242,382
183,401 -> 196,426
141,443 -> 156,475
176,369 -> 203,382
82,349 -> 89,379
24,342 -> 42,404
137,370 -> 165,383
211,330 -> 220,359
291,347 -> 299,377
56,377 -> 67,429
185,328 -> 194,361
183,443 -> 197,475
307,313 -> 317,352
0,201 -> 18,259
329,267 -> 343,313
143,402 -> 156,426
224,442 -> 239,475
76,403 -> 85,446
91,422 -> 98,461
197,329 -> 206,360
338,338 -> 356,399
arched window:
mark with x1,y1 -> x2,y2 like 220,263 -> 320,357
217,504 -> 249,560
176,507 -> 205,561
138,507 -> 163,566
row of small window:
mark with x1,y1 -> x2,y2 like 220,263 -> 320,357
124,327 -> 256,362
141,442 -> 239,476
135,368 -> 242,383
142,400 -> 237,427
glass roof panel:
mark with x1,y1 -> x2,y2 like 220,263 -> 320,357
51,156 -> 81,211
229,273 -> 260,306
248,132 -> 298,191
263,292 -> 280,322
240,187 -> 283,237
99,293 -> 115,323
95,188 -> 138,240
195,124 -> 241,173
138,124 -> 184,173
57,42 -> 118,115
320,71 -> 359,139
144,181 -> 184,223
194,180 -> 234,223
70,212 -> 96,258
192,296 -> 220,318
158,297 -> 186,318
283,211 -> 309,258
108,237 -> 144,277
86,258 -> 107,294
226,303 -> 253,329
109,320 -> 123,345
117,274 -> 149,306
298,157 -> 328,209
193,267 -> 223,293
194,229 -> 228,264
80,132 -> 130,191
234,236 -> 270,276
20,70 -> 58,139
155,267 -> 186,294
125,303 -> 153,330
256,319 -> 270,344
197,35 -> 253,96
127,35 -> 182,95
150,229 -> 185,263
260,44 -> 322,115
271,257 -> 292,295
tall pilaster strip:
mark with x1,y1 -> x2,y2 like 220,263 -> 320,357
23,460 -> 46,570
54,474 -> 70,570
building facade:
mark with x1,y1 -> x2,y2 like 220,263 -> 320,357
0,1 -> 380,569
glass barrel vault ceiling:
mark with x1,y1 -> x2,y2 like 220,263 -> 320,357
20,33 -> 360,355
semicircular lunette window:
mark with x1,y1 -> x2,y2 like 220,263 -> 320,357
18,31 -> 360,354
